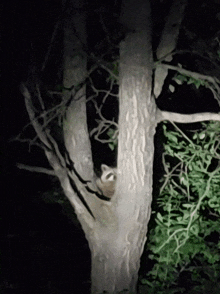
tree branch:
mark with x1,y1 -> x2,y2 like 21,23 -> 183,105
156,109 -> 220,124
156,0 -> 188,61
161,63 -> 220,104
154,0 -> 188,98
16,163 -> 56,176
163,64 -> 220,87
20,84 -> 52,150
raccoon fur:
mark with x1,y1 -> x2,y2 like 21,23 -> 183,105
96,164 -> 117,198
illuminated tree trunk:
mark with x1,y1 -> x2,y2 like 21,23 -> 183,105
86,0 -> 157,293
62,1 -> 157,292
88,30 -> 156,291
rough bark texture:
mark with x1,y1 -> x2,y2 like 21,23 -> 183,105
157,109 -> 220,123
84,0 -> 157,292
63,0 -> 93,178
80,1 -> 155,293
154,0 -> 188,98
61,1 -> 157,293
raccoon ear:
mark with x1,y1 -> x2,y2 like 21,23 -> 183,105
101,164 -> 110,172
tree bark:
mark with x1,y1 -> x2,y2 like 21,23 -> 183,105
86,1 -> 157,293
154,0 -> 188,98
63,0 -> 93,178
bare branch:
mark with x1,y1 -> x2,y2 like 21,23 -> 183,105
169,50 -> 220,77
157,109 -> 220,124
163,64 -> 220,87
90,119 -> 118,144
87,73 -> 118,144
19,83 -> 68,151
17,163 -> 56,176
162,63 -> 220,104
45,129 -> 66,167
36,84 -> 46,112
21,84 -> 52,150
20,85 -> 66,175
99,63 -> 119,82
41,20 -> 61,72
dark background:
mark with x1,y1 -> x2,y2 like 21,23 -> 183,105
1,1 -> 91,293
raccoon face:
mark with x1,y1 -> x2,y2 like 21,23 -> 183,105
96,164 -> 117,198
100,164 -> 117,182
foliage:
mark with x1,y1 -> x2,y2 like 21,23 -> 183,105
106,61 -> 119,84
141,121 -> 220,293
172,73 -> 208,90
107,127 -> 118,150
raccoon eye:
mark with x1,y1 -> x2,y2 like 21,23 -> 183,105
106,173 -> 116,181
106,172 -> 114,180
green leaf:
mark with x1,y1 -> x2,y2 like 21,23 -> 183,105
108,143 -> 115,150
157,212 -> 163,222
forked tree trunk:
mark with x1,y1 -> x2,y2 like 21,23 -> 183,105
24,0 -> 212,293
61,0 -> 157,290
62,0 -> 156,293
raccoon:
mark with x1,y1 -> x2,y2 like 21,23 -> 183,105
96,164 -> 117,198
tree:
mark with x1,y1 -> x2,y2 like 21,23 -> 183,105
18,0 -> 220,293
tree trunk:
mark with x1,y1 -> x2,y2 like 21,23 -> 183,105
87,1 -> 157,293
63,0 -> 93,178
90,231 -> 140,294
63,0 -> 157,293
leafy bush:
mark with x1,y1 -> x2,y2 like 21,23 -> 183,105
141,121 -> 220,293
